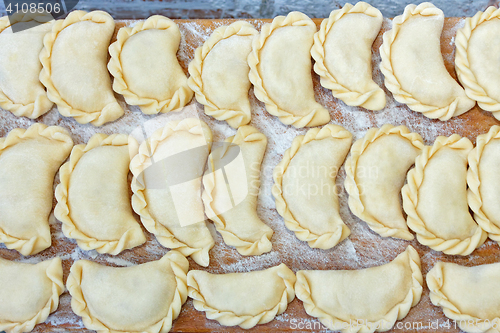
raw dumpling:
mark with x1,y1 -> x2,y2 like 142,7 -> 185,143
248,11 -> 330,128
295,246 -> 423,333
345,125 -> 424,240
468,126 -> 500,244
202,125 -> 273,255
272,125 -> 352,249
455,7 -> 500,119
380,3 -> 475,120
402,135 -> 487,255
39,10 -> 124,126
108,15 -> 193,115
188,21 -> 257,128
55,133 -> 146,255
130,118 -> 215,267
67,251 -> 188,333
187,263 -> 295,329
0,124 -> 73,255
0,12 -> 53,118
312,2 -> 385,110
0,257 -> 64,333
427,261 -> 500,333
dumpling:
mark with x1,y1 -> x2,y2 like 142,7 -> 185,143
0,257 -> 64,333
188,21 -> 257,128
380,3 -> 475,120
55,133 -> 146,255
402,134 -> 487,255
248,11 -> 330,128
345,124 -> 424,240
295,246 -> 423,333
0,123 -> 73,255
130,118 -> 215,267
187,263 -> 295,329
108,15 -> 193,115
427,261 -> 500,333
39,10 -> 124,126
67,251 -> 188,333
0,12 -> 53,118
272,125 -> 352,249
468,126 -> 500,244
312,2 -> 385,110
455,7 -> 500,119
202,125 -> 273,255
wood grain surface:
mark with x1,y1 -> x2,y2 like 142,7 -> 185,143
1,17 -> 499,333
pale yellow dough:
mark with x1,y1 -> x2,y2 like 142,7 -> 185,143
202,125 -> 273,255
67,251 -> 188,333
455,6 -> 500,119
0,123 -> 73,255
0,257 -> 64,333
0,12 -> 53,118
109,15 -> 193,115
312,2 -> 386,110
295,246 -> 423,333
40,10 -> 123,126
248,11 -> 330,128
402,135 -> 487,255
380,3 -> 475,120
272,125 -> 352,249
344,125 -> 423,240
188,21 -> 257,128
130,118 -> 215,267
427,261 -> 500,333
55,133 -> 146,255
187,264 -> 296,329
468,126 -> 500,245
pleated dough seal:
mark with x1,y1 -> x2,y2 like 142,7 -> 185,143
0,257 -> 64,333
0,12 -> 54,118
108,15 -> 193,115
248,11 -> 330,128
202,125 -> 273,256
402,135 -> 487,255
344,124 -> 424,240
0,123 -> 73,255
187,263 -> 296,329
39,10 -> 124,126
130,118 -> 215,267
188,21 -> 257,128
428,261 -> 500,333
380,3 -> 475,120
55,133 -> 146,255
455,7 -> 500,118
67,251 -> 188,333
272,125 -> 352,249
312,2 -> 386,111
468,125 -> 500,244
295,246 -> 423,333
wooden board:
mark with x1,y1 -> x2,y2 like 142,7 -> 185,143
0,17 -> 499,333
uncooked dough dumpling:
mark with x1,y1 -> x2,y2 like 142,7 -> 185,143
295,246 -> 423,333
248,11 -> 330,128
345,124 -> 424,240
187,263 -> 296,329
272,125 -> 352,249
202,125 -> 273,255
109,15 -> 193,114
67,251 -> 189,333
188,21 -> 257,128
380,3 -> 475,120
402,134 -> 487,255
312,2 -> 385,110
0,124 -> 73,256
